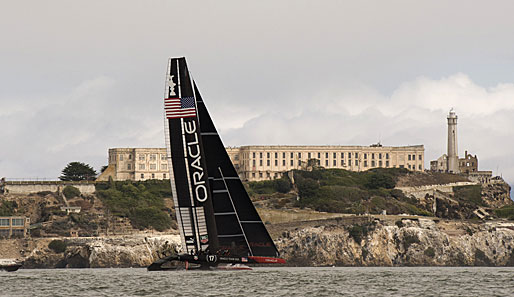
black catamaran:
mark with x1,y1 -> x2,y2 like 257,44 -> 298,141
148,57 -> 285,270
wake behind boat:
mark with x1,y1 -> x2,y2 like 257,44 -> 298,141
148,57 -> 285,271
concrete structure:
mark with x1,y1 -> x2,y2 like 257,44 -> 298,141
97,148 -> 169,181
228,144 -> 425,181
2,181 -> 95,195
100,145 -> 425,182
0,216 -> 30,238
431,151 -> 479,174
447,109 -> 459,173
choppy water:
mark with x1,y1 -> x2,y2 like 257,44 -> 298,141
1,267 -> 514,296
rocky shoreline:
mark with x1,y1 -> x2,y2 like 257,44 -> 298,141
4,218 -> 512,268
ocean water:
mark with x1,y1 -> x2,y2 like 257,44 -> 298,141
1,267 -> 513,297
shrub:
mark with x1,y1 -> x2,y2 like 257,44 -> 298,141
403,234 -> 420,250
0,200 -> 17,216
48,240 -> 67,253
395,220 -> 404,228
424,247 -> 435,258
494,205 -> 514,220
349,225 -> 369,244
63,186 -> 81,199
453,185 -> 484,206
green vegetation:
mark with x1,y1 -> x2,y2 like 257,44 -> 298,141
248,175 -> 292,195
293,168 -> 432,215
0,200 -> 17,216
453,185 -> 484,206
63,186 -> 81,199
48,240 -> 67,253
96,180 -> 173,231
60,162 -> 97,181
403,234 -> 420,250
424,247 -> 435,258
494,205 -> 514,220
348,224 -> 370,244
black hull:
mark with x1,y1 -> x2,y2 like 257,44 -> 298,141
1,264 -> 22,272
147,253 -> 284,271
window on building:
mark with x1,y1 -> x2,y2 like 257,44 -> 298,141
163,173 -> 166,179
0,219 -> 9,226
161,154 -> 166,160
275,160 -> 278,166
333,153 -> 336,158
129,154 -> 132,160
139,155 -> 145,161
149,154 -> 156,161
298,152 -> 302,159
419,155 -> 422,160
371,161 -> 376,167
341,160 -> 345,166
283,152 -> 286,158
308,152 -> 311,159
127,164 -> 131,170
252,173 -> 255,178
260,152 -> 263,158
141,173 -> 145,179
355,160 -> 358,166
364,153 -> 367,159
379,161 -> 382,167
252,160 -> 256,166
150,164 -> 156,170
151,173 -> 155,179
259,160 -> 263,166
379,153 -> 382,159
399,165 -> 404,168
408,155 -> 411,161
253,152 -> 256,158
325,152 -> 328,158
355,153 -> 358,158
333,160 -> 336,166
139,164 -> 145,170
283,160 -> 286,166
325,160 -> 328,166
290,152 -> 294,158
408,164 -> 411,169
162,164 -> 167,170
386,153 -> 389,159
372,153 -> 375,159
259,172 -> 263,178
419,165 -> 422,170
298,160 -> 301,166
364,161 -> 368,167
275,152 -> 278,158
386,161 -> 389,167
341,152 -> 344,158
267,160 -> 270,166
290,160 -> 294,166
267,172 -> 270,178
318,152 -> 320,158
119,154 -> 124,161
349,153 -> 352,159
267,152 -> 270,158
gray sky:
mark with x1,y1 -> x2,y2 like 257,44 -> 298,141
1,0 -> 513,191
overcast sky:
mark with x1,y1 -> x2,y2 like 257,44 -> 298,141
1,0 -> 513,191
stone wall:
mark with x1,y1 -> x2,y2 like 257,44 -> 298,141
4,182 -> 96,195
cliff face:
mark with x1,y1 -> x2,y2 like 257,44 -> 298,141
22,234 -> 181,268
276,219 -> 514,267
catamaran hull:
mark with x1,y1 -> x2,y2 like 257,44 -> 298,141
147,253 -> 285,271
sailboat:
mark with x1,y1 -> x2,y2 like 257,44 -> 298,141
148,57 -> 285,270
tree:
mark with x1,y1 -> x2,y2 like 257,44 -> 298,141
60,162 -> 97,181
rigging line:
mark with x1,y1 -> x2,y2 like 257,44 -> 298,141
218,167 -> 254,256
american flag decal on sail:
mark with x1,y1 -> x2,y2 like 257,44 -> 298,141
165,96 -> 196,119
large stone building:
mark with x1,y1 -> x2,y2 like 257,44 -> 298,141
99,144 -> 425,182
97,148 -> 169,181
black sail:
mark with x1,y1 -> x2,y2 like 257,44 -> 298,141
164,57 -> 218,255
195,83 -> 280,258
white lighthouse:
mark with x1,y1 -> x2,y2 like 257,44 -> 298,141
447,108 -> 459,173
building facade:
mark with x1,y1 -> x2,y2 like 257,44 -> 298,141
228,144 -> 425,181
0,216 -> 30,238
99,145 -> 425,182
97,148 -> 169,181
